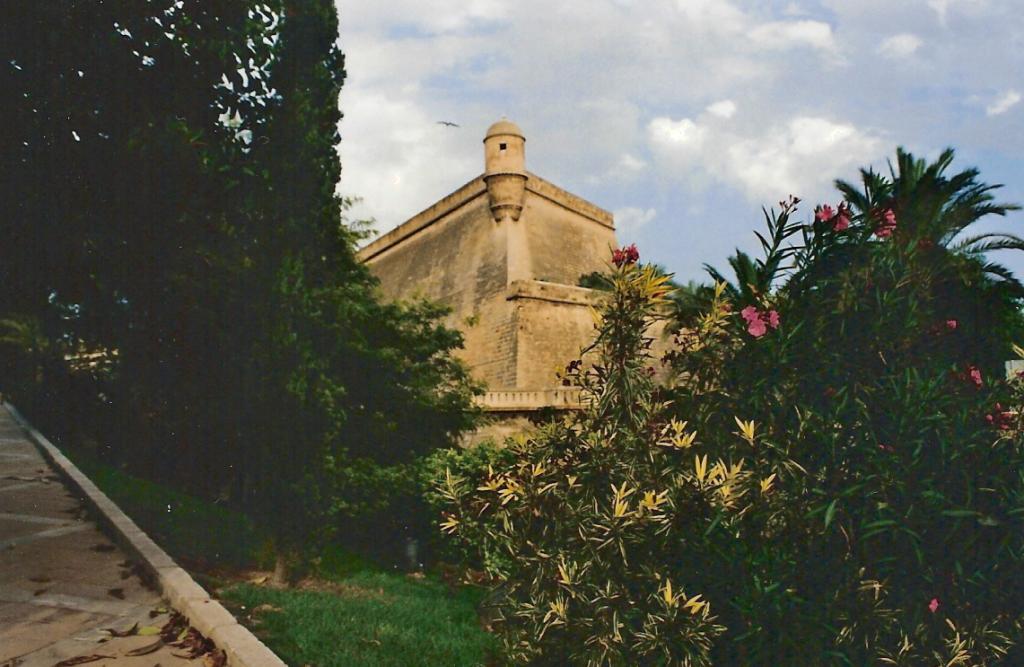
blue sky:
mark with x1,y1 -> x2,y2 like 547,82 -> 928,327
336,0 -> 1023,284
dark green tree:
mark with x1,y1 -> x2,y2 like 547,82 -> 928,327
1,1 -> 479,574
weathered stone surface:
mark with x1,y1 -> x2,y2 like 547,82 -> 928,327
358,121 -> 617,409
156,566 -> 211,610
211,623 -> 288,667
179,595 -> 239,637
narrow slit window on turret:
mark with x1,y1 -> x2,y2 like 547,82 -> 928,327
499,143 -> 507,151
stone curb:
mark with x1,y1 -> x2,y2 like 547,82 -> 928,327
3,402 -> 287,667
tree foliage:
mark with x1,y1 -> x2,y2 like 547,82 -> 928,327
1,1 -> 478,562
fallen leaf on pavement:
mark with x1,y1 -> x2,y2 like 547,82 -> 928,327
102,623 -> 139,638
53,655 -> 112,666
159,612 -> 189,644
137,625 -> 161,636
171,628 -> 213,658
204,650 -> 227,667
124,639 -> 164,657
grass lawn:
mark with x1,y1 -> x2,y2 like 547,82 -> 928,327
220,573 -> 497,667
63,454 -> 497,666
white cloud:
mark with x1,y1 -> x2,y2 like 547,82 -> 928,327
338,92 -> 478,231
613,207 -> 657,232
927,0 -> 989,25
618,153 -> 647,173
782,2 -> 807,16
584,151 -> 649,187
877,33 -> 922,58
928,0 -> 953,23
748,20 -> 834,50
673,0 -> 747,33
729,117 -> 883,201
647,114 -> 884,203
705,99 -> 737,118
342,0 -> 508,34
987,90 -> 1021,116
648,117 -> 706,150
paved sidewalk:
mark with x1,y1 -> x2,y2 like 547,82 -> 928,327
0,409 -> 204,666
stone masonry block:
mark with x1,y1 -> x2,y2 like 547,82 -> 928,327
157,566 -> 210,609
211,623 -> 288,667
180,596 -> 239,638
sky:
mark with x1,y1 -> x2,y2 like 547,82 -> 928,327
335,0 -> 1024,284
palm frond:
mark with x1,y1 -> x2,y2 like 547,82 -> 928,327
978,260 -> 1024,294
951,233 -> 1024,255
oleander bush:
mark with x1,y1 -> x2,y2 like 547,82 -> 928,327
438,149 -> 1024,665
437,258 -> 791,665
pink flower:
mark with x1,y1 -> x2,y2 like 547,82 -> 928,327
833,203 -> 851,231
968,365 -> 983,388
815,203 -> 850,231
985,403 -> 1014,430
875,208 -> 897,238
747,317 -> 767,338
946,319 -> 958,330
741,306 -> 778,337
928,598 -> 940,614
612,243 -> 640,267
878,443 -> 895,452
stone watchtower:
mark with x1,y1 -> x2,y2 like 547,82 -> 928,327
357,120 -> 617,439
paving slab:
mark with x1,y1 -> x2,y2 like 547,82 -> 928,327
0,408 -> 205,667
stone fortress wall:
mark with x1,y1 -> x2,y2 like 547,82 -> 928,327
357,120 -> 633,439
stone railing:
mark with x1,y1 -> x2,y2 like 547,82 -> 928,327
476,388 -> 584,412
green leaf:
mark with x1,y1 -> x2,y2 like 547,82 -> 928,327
824,499 -> 839,529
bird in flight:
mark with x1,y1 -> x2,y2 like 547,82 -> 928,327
436,120 -> 460,127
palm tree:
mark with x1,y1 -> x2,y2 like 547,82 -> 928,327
835,147 -> 1023,293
